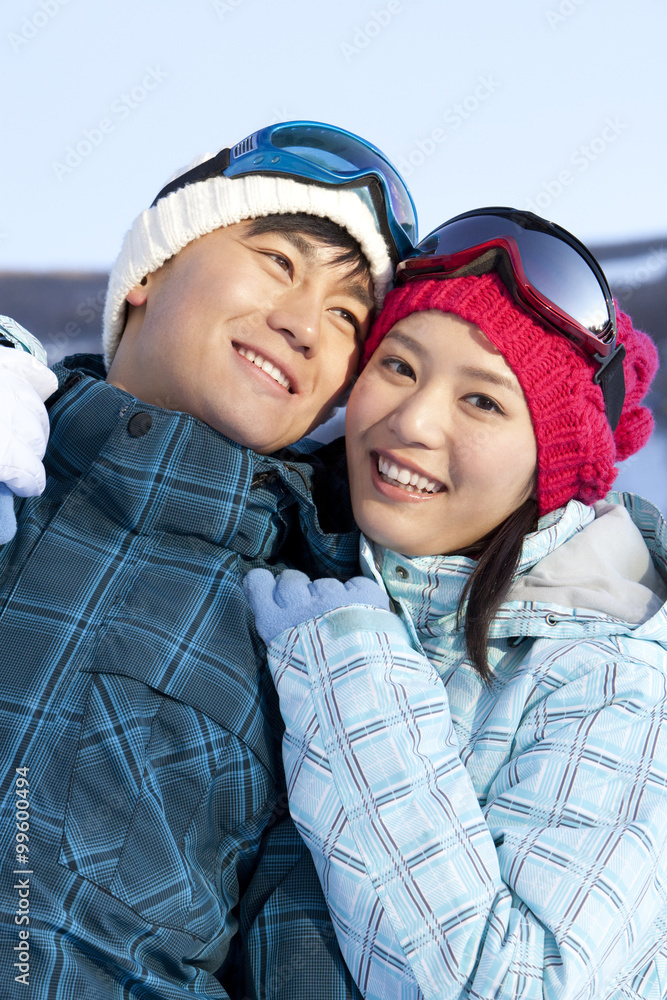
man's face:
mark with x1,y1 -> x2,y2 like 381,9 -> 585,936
109,221 -> 373,453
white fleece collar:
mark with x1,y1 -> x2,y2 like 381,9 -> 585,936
508,499 -> 667,625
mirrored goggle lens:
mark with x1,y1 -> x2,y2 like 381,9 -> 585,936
413,215 -> 611,338
252,124 -> 417,244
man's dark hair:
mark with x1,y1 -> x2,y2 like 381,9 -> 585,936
245,213 -> 371,284
121,212 -> 373,338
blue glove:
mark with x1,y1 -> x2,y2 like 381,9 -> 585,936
0,484 -> 16,545
243,568 -> 390,645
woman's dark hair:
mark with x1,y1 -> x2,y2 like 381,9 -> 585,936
457,497 -> 539,682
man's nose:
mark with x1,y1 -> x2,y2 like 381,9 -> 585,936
266,286 -> 322,354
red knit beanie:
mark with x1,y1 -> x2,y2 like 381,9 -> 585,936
361,274 -> 658,516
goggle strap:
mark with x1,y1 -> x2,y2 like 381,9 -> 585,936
151,148 -> 232,207
594,343 -> 626,432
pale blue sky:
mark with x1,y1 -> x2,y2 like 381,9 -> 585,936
2,0 -> 666,270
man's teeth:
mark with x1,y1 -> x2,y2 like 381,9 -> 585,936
237,347 -> 291,390
377,457 -> 442,494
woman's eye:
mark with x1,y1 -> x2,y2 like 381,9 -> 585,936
466,393 -> 503,413
381,356 -> 416,380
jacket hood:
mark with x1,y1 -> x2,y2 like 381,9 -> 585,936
508,496 -> 667,625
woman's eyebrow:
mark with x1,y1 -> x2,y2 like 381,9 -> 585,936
458,366 -> 522,395
382,333 -> 522,395
383,330 -> 427,356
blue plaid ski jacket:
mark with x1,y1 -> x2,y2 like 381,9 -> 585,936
0,354 -> 362,1000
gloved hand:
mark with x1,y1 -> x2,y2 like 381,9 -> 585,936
243,568 -> 390,645
0,484 -> 15,545
0,344 -> 58,544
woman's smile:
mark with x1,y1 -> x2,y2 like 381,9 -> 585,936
374,450 -> 446,497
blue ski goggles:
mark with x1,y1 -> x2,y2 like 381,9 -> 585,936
151,121 -> 418,263
396,207 -> 625,429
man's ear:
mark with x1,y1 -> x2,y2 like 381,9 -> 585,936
126,275 -> 149,307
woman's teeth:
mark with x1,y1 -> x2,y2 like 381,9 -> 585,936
377,457 -> 442,494
237,347 -> 291,391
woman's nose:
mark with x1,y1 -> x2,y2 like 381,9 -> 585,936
385,390 -> 449,450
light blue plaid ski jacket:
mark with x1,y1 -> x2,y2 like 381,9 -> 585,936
264,493 -> 667,1000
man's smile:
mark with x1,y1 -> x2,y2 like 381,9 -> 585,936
235,344 -> 294,393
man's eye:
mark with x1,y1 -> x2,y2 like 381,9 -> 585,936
330,307 -> 359,333
466,393 -> 503,413
264,252 -> 292,274
381,356 -> 416,380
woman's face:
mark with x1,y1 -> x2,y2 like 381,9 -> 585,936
345,310 -> 538,557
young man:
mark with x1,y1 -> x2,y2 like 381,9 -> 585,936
0,122 -> 416,1000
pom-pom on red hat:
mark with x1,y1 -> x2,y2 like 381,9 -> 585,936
361,273 -> 658,516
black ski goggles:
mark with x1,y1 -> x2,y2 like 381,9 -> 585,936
396,208 -> 625,430
151,121 -> 417,263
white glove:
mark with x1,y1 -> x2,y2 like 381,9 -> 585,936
0,346 -> 58,496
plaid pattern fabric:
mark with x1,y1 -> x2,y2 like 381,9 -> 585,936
0,355 -> 361,999
265,494 -> 667,1000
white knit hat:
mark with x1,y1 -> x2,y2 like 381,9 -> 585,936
102,154 -> 395,368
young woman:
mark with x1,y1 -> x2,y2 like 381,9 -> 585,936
245,209 -> 667,1000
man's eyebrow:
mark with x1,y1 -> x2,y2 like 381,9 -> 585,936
341,280 -> 374,311
249,226 -> 373,310
278,232 -> 374,311
247,227 -> 318,259
278,231 -> 317,259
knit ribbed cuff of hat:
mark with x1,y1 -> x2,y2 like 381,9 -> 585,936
362,274 -> 658,516
102,171 -> 395,369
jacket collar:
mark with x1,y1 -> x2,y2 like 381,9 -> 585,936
361,493 -> 667,644
46,355 -> 358,573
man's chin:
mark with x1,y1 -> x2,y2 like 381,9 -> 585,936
203,418 -> 293,456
